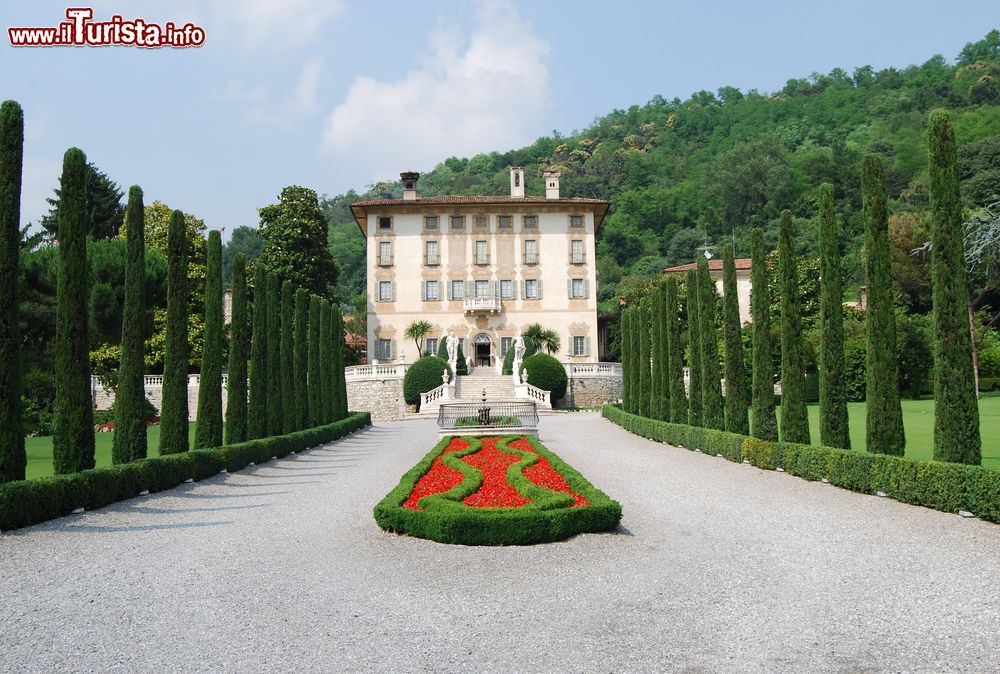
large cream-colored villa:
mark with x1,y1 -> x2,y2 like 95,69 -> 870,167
351,168 -> 608,370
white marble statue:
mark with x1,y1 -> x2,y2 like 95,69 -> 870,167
521,369 -> 529,385
513,331 -> 525,362
446,332 -> 458,363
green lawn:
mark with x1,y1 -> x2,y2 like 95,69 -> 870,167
25,423 -> 197,480
800,397 -> 1000,468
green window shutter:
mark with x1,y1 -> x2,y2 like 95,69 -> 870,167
447,281 -> 453,301
421,282 -> 426,301
585,335 -> 591,356
391,282 -> 397,302
538,279 -> 543,299
584,279 -> 589,298
568,279 -> 573,299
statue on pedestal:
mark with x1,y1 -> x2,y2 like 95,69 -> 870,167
446,332 -> 458,366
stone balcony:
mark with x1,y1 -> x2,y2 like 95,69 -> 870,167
463,296 -> 503,315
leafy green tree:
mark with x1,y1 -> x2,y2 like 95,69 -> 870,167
120,200 -> 207,304
456,340 -> 468,375
0,101 -> 24,482
699,256 -> 725,430
266,272 -> 282,436
638,295 -> 651,417
225,254 -> 248,444
405,320 -> 432,354
194,230 -> 224,449
53,148 -> 95,473
159,210 -> 189,455
293,288 -> 309,430
751,228 -> 778,441
778,210 -> 810,444
247,265 -> 268,440
307,294 -> 321,426
665,276 -> 686,423
928,111 -> 981,463
862,156 -> 905,455
722,246 -> 748,434
817,184 -> 850,448
222,226 -> 263,285
686,268 -> 703,427
112,186 -> 148,463
41,160 -> 124,240
257,186 -> 339,299
280,280 -> 295,433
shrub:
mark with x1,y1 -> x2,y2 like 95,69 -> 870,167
0,412 -> 371,531
403,356 -> 452,407
519,353 -> 568,402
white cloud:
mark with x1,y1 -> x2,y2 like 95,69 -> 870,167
322,0 -> 551,180
219,57 -> 324,130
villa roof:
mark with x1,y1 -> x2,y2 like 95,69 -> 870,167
351,195 -> 610,235
663,258 -> 752,274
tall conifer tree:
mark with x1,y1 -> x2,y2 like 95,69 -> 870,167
0,101 -> 25,482
225,254 -> 249,444
621,307 -> 632,411
53,148 -> 95,472
686,269 -> 703,427
280,280 -> 296,433
159,209 -> 189,455
778,210 -> 810,444
112,186 -> 148,463
319,300 -> 333,425
332,305 -> 348,420
247,265 -> 268,440
266,272 -> 282,436
722,246 -> 749,434
194,230 -> 224,449
638,296 -> 651,417
699,257 -> 725,430
750,228 -> 778,441
294,288 -> 309,429
307,294 -> 322,426
650,286 -> 663,420
928,111 -> 980,464
817,183 -> 850,448
862,156 -> 905,455
666,276 -> 687,423
658,283 -> 671,421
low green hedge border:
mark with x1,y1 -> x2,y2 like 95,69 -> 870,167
602,405 -> 1000,524
374,435 -> 622,545
0,412 -> 372,532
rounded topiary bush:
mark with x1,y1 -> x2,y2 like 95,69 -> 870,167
502,340 -> 537,375
518,353 -> 568,403
404,356 -> 453,407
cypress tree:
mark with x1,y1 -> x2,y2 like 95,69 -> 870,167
750,229 -> 778,441
650,286 -> 663,420
621,307 -> 632,410
778,210 -> 810,444
280,280 -> 295,433
194,230 -> 224,449
658,284 -> 671,422
266,272 -> 282,437
0,101 -> 24,482
159,209 -> 189,455
686,268 -> 703,427
332,305 -> 347,420
817,183 -> 850,449
699,256 -> 725,430
225,254 -> 249,444
112,186 -> 147,463
862,156 -> 905,455
722,246 -> 749,435
247,265 -> 268,440
319,299 -> 333,425
638,296 -> 651,417
307,294 -> 322,427
293,288 -> 309,430
928,112 -> 981,464
53,148 -> 95,473
666,276 -> 687,423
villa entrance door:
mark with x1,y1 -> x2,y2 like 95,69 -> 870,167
473,332 -> 492,367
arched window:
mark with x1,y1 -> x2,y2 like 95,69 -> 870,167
514,172 -> 520,187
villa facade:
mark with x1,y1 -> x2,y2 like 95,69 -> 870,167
351,168 -> 609,370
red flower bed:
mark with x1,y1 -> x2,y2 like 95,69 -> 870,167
461,437 -> 531,508
402,437 -> 470,510
509,437 -> 590,507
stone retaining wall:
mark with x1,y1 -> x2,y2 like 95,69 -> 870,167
560,374 -> 622,409
92,375 -> 229,422
346,378 -> 406,421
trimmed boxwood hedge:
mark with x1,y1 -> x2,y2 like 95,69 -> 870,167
518,353 -> 568,403
374,435 -> 622,545
403,355 -> 452,407
602,404 -> 1000,524
0,412 -> 371,531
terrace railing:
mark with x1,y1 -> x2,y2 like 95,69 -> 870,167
437,400 -> 539,434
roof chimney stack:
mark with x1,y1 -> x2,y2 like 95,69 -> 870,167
401,171 -> 420,201
543,170 -> 561,200
510,166 -> 525,199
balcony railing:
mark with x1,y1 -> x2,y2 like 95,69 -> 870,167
463,296 -> 502,314
524,252 -> 538,265
424,254 -> 439,266
571,253 -> 586,264
475,254 -> 490,265
377,254 -> 393,267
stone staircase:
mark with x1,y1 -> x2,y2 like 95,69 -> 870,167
454,369 -> 516,401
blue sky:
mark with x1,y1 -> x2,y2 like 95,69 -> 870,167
2,0 -> 997,236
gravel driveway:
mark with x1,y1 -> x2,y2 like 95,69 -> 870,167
1,412 -> 998,673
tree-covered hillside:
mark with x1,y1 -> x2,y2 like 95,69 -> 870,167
324,30 -> 1000,315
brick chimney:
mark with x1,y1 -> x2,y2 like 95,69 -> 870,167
401,171 -> 420,201
510,166 -> 525,198
543,170 -> 561,199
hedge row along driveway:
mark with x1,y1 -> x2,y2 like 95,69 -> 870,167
603,405 -> 1000,523
374,434 -> 622,545
0,412 -> 371,531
